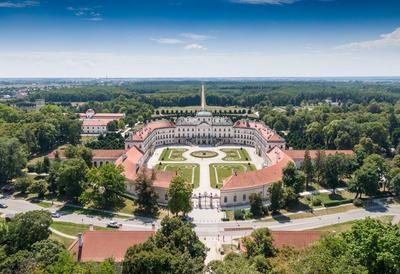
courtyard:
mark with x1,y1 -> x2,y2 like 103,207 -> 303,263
147,145 -> 264,194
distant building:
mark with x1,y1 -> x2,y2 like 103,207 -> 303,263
79,109 -> 125,135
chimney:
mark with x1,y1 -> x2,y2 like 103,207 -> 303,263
77,233 -> 83,262
89,224 -> 94,231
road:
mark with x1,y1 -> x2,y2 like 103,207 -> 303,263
2,196 -> 399,238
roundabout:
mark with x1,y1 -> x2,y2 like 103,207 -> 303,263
190,150 -> 219,158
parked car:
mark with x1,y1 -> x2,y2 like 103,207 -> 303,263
51,212 -> 61,218
107,220 -> 120,228
1,185 -> 14,193
0,203 -> 8,208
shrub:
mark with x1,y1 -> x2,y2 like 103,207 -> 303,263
221,217 -> 229,222
28,180 -> 48,198
244,210 -> 253,219
323,199 -> 353,207
13,176 -> 33,194
353,198 -> 363,207
234,209 -> 245,220
311,197 -> 322,206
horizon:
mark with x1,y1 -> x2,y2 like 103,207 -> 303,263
1,0 -> 400,77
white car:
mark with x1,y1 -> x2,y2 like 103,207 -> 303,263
51,212 -> 61,218
107,220 -> 119,228
0,203 -> 7,208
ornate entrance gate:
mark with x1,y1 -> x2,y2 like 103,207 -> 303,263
192,192 -> 220,209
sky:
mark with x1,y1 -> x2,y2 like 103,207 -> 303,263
0,0 -> 400,78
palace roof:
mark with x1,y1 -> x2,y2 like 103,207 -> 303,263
130,121 -> 175,141
115,146 -> 144,181
221,147 -> 292,191
82,119 -> 112,127
233,120 -> 285,143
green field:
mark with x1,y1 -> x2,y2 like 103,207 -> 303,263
155,163 -> 200,188
220,148 -> 251,161
51,221 -> 113,236
209,163 -> 256,188
159,148 -> 188,161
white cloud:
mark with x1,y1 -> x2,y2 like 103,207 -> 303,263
0,0 -> 38,8
180,33 -> 210,41
150,38 -> 185,44
67,6 -> 103,21
184,43 -> 207,50
231,0 -> 297,5
336,27 -> 400,50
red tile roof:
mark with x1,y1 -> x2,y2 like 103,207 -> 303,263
82,119 -> 112,127
68,230 -> 154,262
234,120 -> 285,143
115,146 -> 144,181
239,231 -> 324,252
221,147 -> 292,190
283,150 -> 354,160
130,121 -> 175,141
153,171 -> 176,188
79,113 -> 125,120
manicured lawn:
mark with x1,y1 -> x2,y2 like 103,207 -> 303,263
155,163 -> 200,188
49,233 -> 73,248
58,204 -> 130,219
51,221 -> 113,236
308,215 -> 395,233
190,150 -> 218,158
302,190 -> 355,208
159,148 -> 188,161
220,148 -> 251,161
210,163 -> 256,188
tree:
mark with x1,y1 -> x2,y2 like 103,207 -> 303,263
314,150 -> 326,185
268,181 -> 284,212
0,210 -> 52,254
64,145 -> 93,167
55,158 -> 88,200
242,228 -> 276,258
13,176 -> 33,194
134,169 -> 159,215
323,155 -> 341,193
36,123 -> 57,152
107,120 -> 119,131
28,180 -> 48,198
81,163 -> 125,208
282,187 -> 298,208
249,193 -> 263,217
388,173 -> 400,195
167,176 -> 193,216
282,162 -> 305,194
0,138 -> 27,183
349,162 -> 380,198
302,149 -> 313,189
364,153 -> 388,190
123,216 -> 206,274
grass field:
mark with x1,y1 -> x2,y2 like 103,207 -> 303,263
308,215 -> 394,233
155,163 -> 200,188
51,221 -> 113,237
220,148 -> 251,161
210,163 -> 256,188
159,148 -> 188,161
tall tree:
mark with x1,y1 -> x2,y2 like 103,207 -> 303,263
302,149 -> 314,190
242,228 -> 276,258
249,193 -> 264,217
0,138 -> 27,183
349,162 -> 380,198
134,169 -> 159,216
55,158 -> 88,200
268,181 -> 284,212
282,162 -> 305,194
167,176 -> 193,216
314,150 -> 326,185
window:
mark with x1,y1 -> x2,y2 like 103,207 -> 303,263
233,195 -> 237,202
224,196 -> 227,203
243,194 -> 246,201
165,193 -> 168,200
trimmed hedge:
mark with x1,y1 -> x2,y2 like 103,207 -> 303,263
323,199 -> 353,207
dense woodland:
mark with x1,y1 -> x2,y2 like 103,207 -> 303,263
1,81 -> 400,273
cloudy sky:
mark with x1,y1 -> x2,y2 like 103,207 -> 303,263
0,0 -> 399,77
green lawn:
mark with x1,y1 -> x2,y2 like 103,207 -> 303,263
58,204 -> 130,219
210,163 -> 256,188
308,215 -> 394,233
51,221 -> 113,236
159,148 -> 188,161
220,148 -> 251,161
49,233 -> 73,248
155,163 -> 200,188
302,190 -> 355,208
190,150 -> 218,158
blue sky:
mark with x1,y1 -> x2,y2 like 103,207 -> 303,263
0,0 -> 399,77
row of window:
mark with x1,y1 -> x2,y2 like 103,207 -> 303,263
223,192 -> 264,204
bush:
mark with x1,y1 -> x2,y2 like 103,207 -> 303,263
13,176 -> 33,194
323,199 -> 353,207
244,211 -> 253,219
221,217 -> 229,222
28,180 -> 48,198
234,209 -> 245,220
311,197 -> 322,206
353,198 -> 363,207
